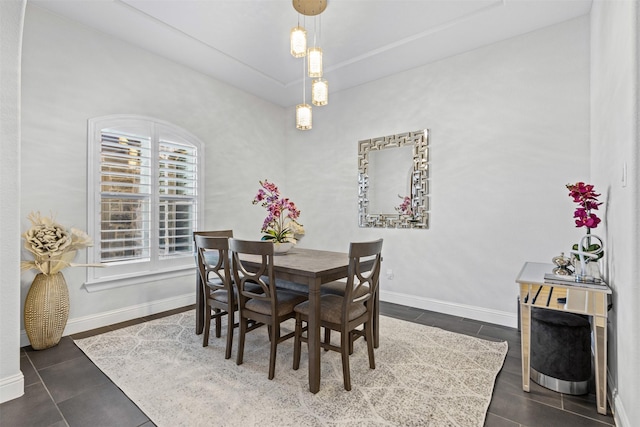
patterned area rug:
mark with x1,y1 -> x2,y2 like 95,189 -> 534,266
74,310 -> 507,426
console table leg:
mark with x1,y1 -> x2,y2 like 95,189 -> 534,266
593,317 -> 608,415
520,302 -> 531,392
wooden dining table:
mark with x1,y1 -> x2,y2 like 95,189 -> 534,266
195,246 -> 378,393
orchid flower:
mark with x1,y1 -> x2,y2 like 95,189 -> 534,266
252,180 -> 304,243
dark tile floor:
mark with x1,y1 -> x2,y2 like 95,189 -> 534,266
1,302 -> 615,427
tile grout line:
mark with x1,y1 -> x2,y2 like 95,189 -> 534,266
504,384 -> 614,427
24,350 -> 71,427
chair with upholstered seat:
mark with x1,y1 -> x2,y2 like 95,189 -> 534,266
292,239 -> 383,390
195,232 -> 263,359
230,238 -> 308,380
194,233 -> 236,358
319,250 -> 384,350
193,230 -> 234,337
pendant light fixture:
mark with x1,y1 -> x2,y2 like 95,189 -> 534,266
290,23 -> 306,58
307,11 -> 323,78
296,56 -> 312,130
311,78 -> 328,106
290,0 -> 328,130
307,47 -> 323,78
296,104 -> 313,130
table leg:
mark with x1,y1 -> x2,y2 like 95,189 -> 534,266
592,316 -> 608,415
308,277 -> 322,393
195,268 -> 204,335
520,302 -> 531,392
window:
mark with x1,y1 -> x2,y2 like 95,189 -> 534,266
87,116 -> 203,289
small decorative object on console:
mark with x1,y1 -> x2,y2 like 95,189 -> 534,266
551,253 -> 573,276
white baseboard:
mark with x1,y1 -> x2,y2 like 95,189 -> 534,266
379,290 -> 518,328
20,293 -> 195,348
20,291 -> 516,347
610,378 -> 630,427
0,372 -> 24,404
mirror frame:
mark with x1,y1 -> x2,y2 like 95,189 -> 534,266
358,129 -> 429,229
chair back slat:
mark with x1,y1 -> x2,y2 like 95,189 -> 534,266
229,239 -> 275,301
343,239 -> 383,309
194,234 -> 232,292
193,230 -> 233,238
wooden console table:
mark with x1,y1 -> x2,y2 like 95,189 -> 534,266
516,262 -> 611,415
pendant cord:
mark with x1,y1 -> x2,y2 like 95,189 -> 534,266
313,15 -> 317,47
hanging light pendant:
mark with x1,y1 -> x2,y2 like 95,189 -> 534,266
307,10 -> 323,78
296,53 -> 312,130
296,104 -> 312,130
291,0 -> 327,130
307,47 -> 323,78
290,25 -> 307,58
312,78 -> 328,106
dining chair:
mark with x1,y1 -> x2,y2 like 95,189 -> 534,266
229,238 -> 308,380
194,233 -> 236,358
193,230 -> 234,336
195,232 -> 264,358
292,238 -> 383,391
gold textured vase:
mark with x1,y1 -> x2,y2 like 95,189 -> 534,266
24,272 -> 70,350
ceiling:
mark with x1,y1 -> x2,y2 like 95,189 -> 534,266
31,0 -> 592,107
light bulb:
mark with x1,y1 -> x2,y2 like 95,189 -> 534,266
290,26 -> 307,58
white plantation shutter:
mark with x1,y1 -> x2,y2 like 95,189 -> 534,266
100,131 -> 152,263
158,139 -> 197,257
87,116 -> 203,288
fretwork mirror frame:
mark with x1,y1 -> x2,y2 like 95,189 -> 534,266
358,129 -> 429,229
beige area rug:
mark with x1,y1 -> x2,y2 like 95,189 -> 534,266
74,310 -> 507,427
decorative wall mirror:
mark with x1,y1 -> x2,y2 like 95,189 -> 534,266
358,129 -> 429,228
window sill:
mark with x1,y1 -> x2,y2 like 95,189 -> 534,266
83,265 -> 195,292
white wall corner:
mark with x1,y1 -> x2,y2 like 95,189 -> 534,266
0,0 -> 26,405
0,373 -> 25,404
612,387 -> 631,427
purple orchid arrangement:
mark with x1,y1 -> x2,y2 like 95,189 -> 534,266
252,180 -> 304,243
566,181 -> 604,260
567,182 -> 602,231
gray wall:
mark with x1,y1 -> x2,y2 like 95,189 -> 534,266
18,4 -> 287,337
19,7 -> 592,331
286,16 -> 591,326
591,1 -> 639,425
